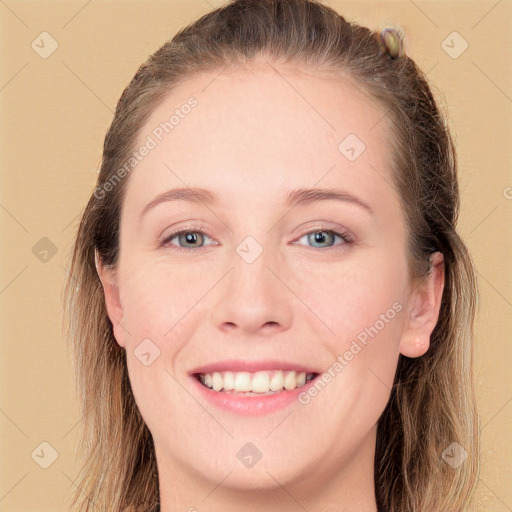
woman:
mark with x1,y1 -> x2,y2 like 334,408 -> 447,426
63,1 -> 479,511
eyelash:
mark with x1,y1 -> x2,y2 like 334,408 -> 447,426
160,225 -> 354,253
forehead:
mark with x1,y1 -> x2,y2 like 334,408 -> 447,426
123,58 -> 396,216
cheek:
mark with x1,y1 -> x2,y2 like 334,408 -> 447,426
297,259 -> 405,427
119,265 -> 199,427
119,258 -> 192,331
118,259 -> 213,367
291,254 -> 407,343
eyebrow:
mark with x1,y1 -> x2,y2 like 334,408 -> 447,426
139,186 -> 375,220
285,187 -> 374,215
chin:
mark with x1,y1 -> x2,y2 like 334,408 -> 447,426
205,463 -> 301,492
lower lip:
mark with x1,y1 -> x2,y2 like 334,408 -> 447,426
190,375 -> 318,416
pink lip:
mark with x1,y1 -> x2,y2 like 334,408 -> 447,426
189,375 -> 320,416
188,360 -> 321,416
188,359 -> 320,375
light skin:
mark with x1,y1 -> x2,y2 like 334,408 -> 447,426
96,56 -> 445,512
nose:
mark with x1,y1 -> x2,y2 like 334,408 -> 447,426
210,245 -> 293,336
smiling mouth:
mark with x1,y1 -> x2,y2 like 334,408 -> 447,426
194,370 -> 320,395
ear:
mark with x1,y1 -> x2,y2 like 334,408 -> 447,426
399,251 -> 445,358
94,249 -> 127,348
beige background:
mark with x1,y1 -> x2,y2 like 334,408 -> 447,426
1,1 -> 511,510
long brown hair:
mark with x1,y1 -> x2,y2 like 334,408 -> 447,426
62,1 -> 480,510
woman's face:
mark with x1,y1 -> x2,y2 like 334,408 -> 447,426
97,57 -> 443,505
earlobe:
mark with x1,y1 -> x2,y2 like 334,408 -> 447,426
398,252 -> 445,358
94,249 -> 126,348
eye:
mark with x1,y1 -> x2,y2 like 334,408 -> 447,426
160,226 -> 354,253
161,228 -> 216,252
295,228 -> 353,251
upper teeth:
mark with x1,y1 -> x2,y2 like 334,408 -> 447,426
198,370 -> 315,394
